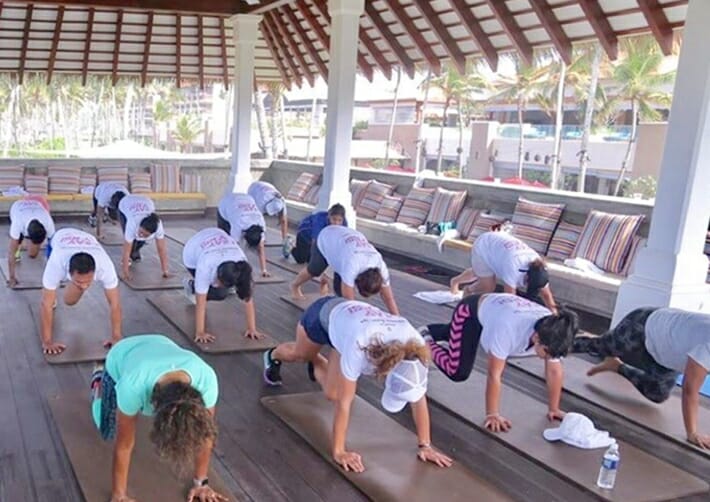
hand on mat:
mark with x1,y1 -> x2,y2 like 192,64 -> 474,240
334,450 -> 365,473
42,341 -> 67,355
110,495 -> 136,502
261,270 -> 272,278
546,409 -> 566,422
417,446 -> 453,467
187,485 -> 228,502
688,432 -> 710,449
484,414 -> 512,433
103,334 -> 122,349
121,269 -> 132,281
243,328 -> 264,340
6,277 -> 18,288
195,332 -> 216,344
162,270 -> 172,278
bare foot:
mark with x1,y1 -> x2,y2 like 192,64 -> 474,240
587,357 -> 623,377
290,283 -> 305,299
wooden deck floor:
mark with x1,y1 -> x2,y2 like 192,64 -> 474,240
1,216 -> 709,502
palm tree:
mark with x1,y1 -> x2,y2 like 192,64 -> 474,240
384,66 -> 402,169
414,68 -> 432,173
152,99 -> 173,148
172,114 -> 203,152
264,81 -> 286,158
612,36 -> 675,195
577,44 -> 605,193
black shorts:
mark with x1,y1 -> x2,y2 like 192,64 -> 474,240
300,296 -> 333,345
306,244 -> 329,277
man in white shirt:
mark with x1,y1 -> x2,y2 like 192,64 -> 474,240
7,196 -> 55,288
90,182 -> 129,240
40,228 -> 122,356
217,192 -> 270,277
572,307 -> 710,449
117,194 -> 170,280
247,181 -> 288,243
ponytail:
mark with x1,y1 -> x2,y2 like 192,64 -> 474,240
363,339 -> 431,380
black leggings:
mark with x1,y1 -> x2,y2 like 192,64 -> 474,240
426,295 -> 483,382
571,307 -> 679,403
186,268 -> 230,301
118,211 -> 146,258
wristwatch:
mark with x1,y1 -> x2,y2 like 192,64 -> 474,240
193,478 -> 209,488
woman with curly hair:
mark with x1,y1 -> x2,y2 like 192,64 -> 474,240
263,297 -> 453,473
90,335 -> 224,502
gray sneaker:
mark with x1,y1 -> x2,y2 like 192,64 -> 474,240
182,277 -> 196,305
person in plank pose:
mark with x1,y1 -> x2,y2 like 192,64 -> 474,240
291,204 -> 347,264
263,298 -> 453,472
247,180 -> 289,250
290,225 -> 399,315
449,229 -> 557,312
40,228 -> 122,355
90,182 -> 129,240
572,307 -> 710,449
182,228 -> 262,343
217,192 -> 271,278
421,293 -> 578,432
6,195 -> 55,288
90,335 -> 226,502
117,194 -> 170,280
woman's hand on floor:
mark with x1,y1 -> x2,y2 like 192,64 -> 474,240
417,445 -> 453,467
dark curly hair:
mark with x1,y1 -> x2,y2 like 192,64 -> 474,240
150,381 -> 217,473
534,308 -> 579,359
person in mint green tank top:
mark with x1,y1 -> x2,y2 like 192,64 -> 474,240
90,335 -> 224,502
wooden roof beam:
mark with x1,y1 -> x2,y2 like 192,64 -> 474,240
578,0 -> 619,60
81,7 -> 95,85
637,0 -> 674,56
23,0 -> 240,15
197,14 -> 204,89
386,0 -> 441,74
449,0 -> 498,70
111,9 -> 123,86
529,0 -> 573,64
484,0 -> 533,66
263,12 -> 303,87
219,17 -> 229,89
18,4 -> 33,85
47,5 -> 64,85
140,11 -> 153,87
281,4 -> 328,81
412,0 -> 466,75
259,23 -> 293,88
364,2 -> 415,79
241,0 -> 294,14
269,10 -> 315,87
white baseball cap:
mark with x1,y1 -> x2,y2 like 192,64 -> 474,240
543,412 -> 616,449
381,359 -> 428,413
265,197 -> 285,216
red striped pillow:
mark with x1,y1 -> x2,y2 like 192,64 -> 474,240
304,184 -> 321,205
25,174 -> 48,195
48,166 -> 81,194
427,187 -> 467,224
396,187 -> 435,227
620,235 -> 646,276
129,173 -> 152,194
80,172 -> 97,189
98,167 -> 128,187
468,213 -> 507,243
350,179 -> 370,208
375,194 -> 404,223
182,173 -> 202,193
456,207 -> 480,240
150,164 -> 181,193
573,210 -> 644,274
357,180 -> 394,219
511,197 -> 565,255
287,172 -> 318,201
0,166 -> 24,190
547,221 -> 584,261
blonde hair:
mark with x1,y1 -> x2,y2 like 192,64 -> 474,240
363,339 -> 431,380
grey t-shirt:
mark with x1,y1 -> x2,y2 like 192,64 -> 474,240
319,297 -> 348,332
645,308 -> 710,372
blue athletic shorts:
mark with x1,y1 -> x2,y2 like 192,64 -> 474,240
300,296 -> 333,346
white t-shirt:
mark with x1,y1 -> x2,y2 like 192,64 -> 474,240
473,231 -> 540,289
42,228 -> 119,290
478,293 -> 552,360
118,195 -> 165,243
217,193 -> 265,241
328,300 -> 424,381
94,182 -> 128,208
182,228 -> 247,295
9,198 -> 55,241
645,308 -> 710,372
247,181 -> 282,214
316,226 -> 390,288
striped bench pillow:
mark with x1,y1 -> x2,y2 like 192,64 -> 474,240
468,213 -> 507,243
304,184 -> 321,205
25,174 -> 49,195
620,235 -> 646,277
350,179 -> 370,208
547,221 -> 584,261
396,187 -> 435,227
357,180 -> 394,219
80,172 -> 97,189
511,197 -> 565,255
98,167 -> 129,187
182,173 -> 202,193
287,172 -> 318,201
48,166 -> 81,194
0,166 -> 24,191
129,172 -> 152,194
573,210 -> 644,274
150,164 -> 181,193
456,207 -> 480,240
427,187 -> 467,224
375,194 -> 404,223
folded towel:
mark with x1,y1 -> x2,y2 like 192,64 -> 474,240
414,290 -> 462,304
437,228 -> 460,253
2,186 -> 27,197
80,186 -> 95,194
564,257 -> 606,276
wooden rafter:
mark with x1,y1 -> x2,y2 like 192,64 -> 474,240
219,17 -> 229,88
412,0 -> 467,74
269,10 -> 314,86
22,0 -> 241,15
358,25 -> 392,81
448,0 -> 498,70
263,13 -> 302,87
281,4 -> 328,80
81,7 -> 95,85
637,0 -> 674,56
197,14 -> 204,89
175,13 -> 181,87
484,0 -> 533,66
18,4 -> 33,85
529,0 -> 573,64
364,2 -> 415,79
578,0 -> 619,60
259,24 -> 293,88
46,5 -> 64,84
386,0 -> 441,74
240,0 -> 292,14
140,11 -> 154,87
111,9 -> 123,85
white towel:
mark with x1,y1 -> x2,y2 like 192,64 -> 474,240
414,290 -> 462,304
80,185 -> 95,194
437,228 -> 460,253
2,186 -> 27,197
564,257 -> 606,276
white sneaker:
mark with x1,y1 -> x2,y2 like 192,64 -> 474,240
182,277 -> 196,305
417,325 -> 433,344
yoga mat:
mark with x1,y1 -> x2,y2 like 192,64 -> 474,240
427,370 -> 709,502
165,227 -> 196,245
280,293 -> 322,312
254,273 -> 286,285
115,239 -> 185,290
264,227 -> 284,247
82,223 -> 124,246
267,256 -> 304,275
508,356 -> 710,456
0,254 -> 48,289
262,392 -> 512,502
48,393 -> 234,502
148,291 -> 276,354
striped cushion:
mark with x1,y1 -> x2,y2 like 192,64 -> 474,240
375,195 -> 404,223
468,213 -> 507,243
304,184 -> 321,205
98,167 -> 128,187
456,208 -> 480,240
182,173 -> 202,193
705,233 -> 710,283
357,180 -> 394,219
547,221 -> 584,261
621,236 -> 646,276
80,172 -> 97,188
0,166 -> 24,191
427,187 -> 467,224
129,173 -> 152,194
511,197 -> 565,255
24,174 -> 48,195
48,166 -> 81,194
350,179 -> 370,208
287,173 -> 318,201
150,164 -> 181,193
396,187 -> 435,227
573,210 -> 644,274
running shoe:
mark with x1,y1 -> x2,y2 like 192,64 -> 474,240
281,236 -> 294,259
263,348 -> 282,386
87,214 -> 97,228
14,248 -> 21,262
182,277 -> 196,305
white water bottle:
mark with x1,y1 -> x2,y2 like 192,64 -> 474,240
596,443 -> 620,489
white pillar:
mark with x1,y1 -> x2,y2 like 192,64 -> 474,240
228,14 -> 261,193
612,0 -> 710,324
317,0 -> 365,223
